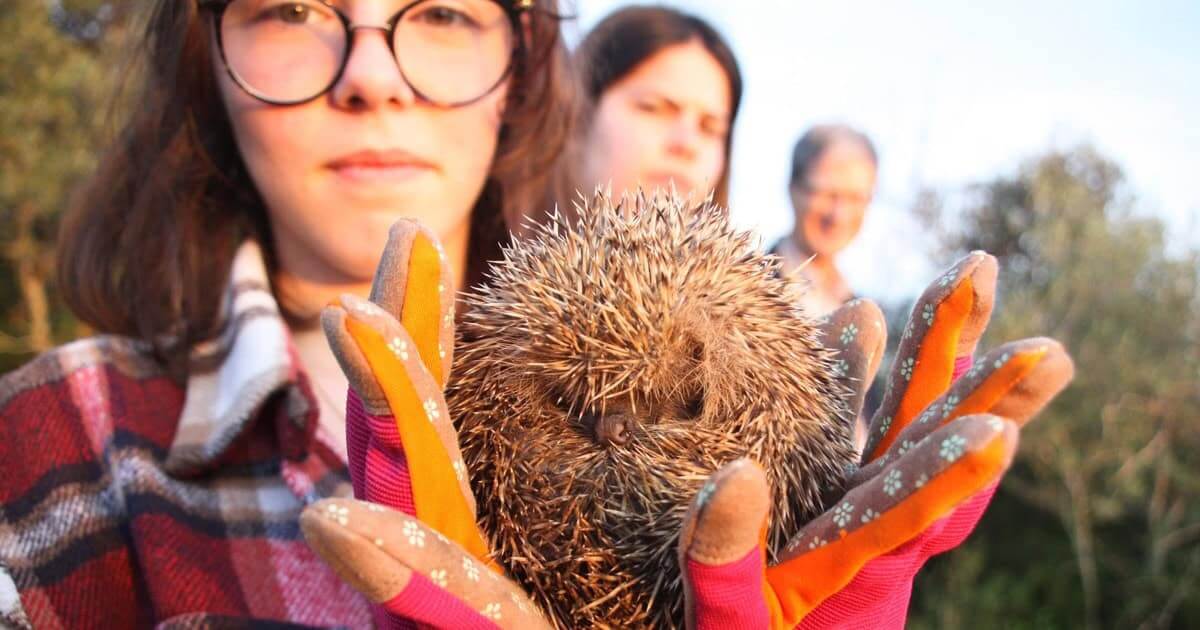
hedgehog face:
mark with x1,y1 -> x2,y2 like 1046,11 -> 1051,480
447,192 -> 856,628
524,313 -> 712,449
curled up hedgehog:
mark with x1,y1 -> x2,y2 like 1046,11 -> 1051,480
446,190 -> 858,627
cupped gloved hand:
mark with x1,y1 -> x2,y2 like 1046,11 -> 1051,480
679,252 -> 1075,629
303,228 -> 1073,629
302,220 -> 551,629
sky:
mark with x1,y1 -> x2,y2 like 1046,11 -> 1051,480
566,0 -> 1200,303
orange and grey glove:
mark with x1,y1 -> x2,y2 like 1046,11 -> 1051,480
678,252 -> 1075,629
303,220 -> 551,629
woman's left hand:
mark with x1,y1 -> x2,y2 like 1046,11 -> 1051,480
679,252 -> 1075,629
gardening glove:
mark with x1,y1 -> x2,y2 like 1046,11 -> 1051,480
680,251 -> 1075,629
302,497 -> 550,629
303,220 -> 551,629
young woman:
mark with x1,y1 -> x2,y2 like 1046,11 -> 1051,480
573,5 -> 742,206
0,0 -> 572,626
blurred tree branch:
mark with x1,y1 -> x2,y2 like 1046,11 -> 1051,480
0,0 -> 133,371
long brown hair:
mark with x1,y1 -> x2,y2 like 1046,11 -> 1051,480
573,5 -> 743,207
58,0 -> 575,371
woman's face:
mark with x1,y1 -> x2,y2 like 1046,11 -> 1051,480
790,141 -> 877,258
215,0 -> 509,285
581,40 -> 731,203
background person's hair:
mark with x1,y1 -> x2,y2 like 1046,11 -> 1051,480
57,0 -> 574,374
790,124 -> 879,188
573,5 -> 743,207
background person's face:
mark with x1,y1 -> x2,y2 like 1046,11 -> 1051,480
581,40 -> 731,203
790,141 -> 876,257
215,0 -> 508,286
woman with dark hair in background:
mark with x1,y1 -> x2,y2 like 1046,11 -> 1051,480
0,0 -> 573,626
574,5 -> 742,206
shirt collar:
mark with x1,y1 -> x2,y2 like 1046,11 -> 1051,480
165,241 -> 319,475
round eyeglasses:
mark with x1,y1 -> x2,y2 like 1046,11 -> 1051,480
199,0 -> 528,107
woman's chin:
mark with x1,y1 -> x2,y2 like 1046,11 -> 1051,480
802,229 -> 854,259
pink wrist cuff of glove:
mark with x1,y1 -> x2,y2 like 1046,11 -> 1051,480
346,390 -> 416,516
953,354 -> 973,381
687,546 -> 770,630
345,390 -> 420,629
379,573 -> 500,630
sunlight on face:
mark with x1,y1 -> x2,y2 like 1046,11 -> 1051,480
214,0 -> 509,286
791,140 -> 876,258
581,40 -> 731,203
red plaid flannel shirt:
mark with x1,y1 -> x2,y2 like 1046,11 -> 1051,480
0,243 -> 373,629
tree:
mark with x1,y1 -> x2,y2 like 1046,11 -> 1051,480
0,1 -> 132,372
909,146 -> 1200,628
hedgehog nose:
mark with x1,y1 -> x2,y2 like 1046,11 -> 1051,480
594,413 -> 633,446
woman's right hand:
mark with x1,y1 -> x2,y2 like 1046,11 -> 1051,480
302,496 -> 549,629
302,220 -> 551,629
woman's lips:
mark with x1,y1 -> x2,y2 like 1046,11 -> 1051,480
331,164 -> 433,184
643,172 -> 695,193
326,149 -> 436,184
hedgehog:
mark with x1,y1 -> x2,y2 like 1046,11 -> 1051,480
446,190 -> 857,628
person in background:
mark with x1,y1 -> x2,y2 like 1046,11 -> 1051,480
771,124 -> 878,317
770,124 -> 879,450
573,5 -> 742,206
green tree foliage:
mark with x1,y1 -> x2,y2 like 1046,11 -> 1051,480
909,146 -> 1200,629
0,0 -> 131,372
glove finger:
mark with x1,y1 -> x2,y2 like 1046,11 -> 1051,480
678,459 -> 773,630
369,219 -> 456,386
853,338 -> 1072,485
323,303 -> 388,415
794,479 -> 1002,629
864,252 -> 997,462
766,414 -> 1017,626
301,499 -> 550,630
329,294 -> 475,511
817,299 -> 887,421
335,293 -> 483,557
325,303 -> 414,509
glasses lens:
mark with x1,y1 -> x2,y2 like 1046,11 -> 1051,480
221,0 -> 346,103
393,0 -> 516,105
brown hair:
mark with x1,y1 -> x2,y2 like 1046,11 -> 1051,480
573,5 -> 743,207
789,124 -> 878,188
57,0 -> 575,371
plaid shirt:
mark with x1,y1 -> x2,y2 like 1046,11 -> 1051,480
0,243 -> 373,629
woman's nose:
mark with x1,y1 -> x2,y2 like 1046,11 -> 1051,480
330,27 -> 418,110
665,117 -> 700,160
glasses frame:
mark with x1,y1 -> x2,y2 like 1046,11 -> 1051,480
198,0 -> 530,108
795,182 -> 873,209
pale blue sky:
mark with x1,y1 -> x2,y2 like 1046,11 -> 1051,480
567,1 -> 1200,302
